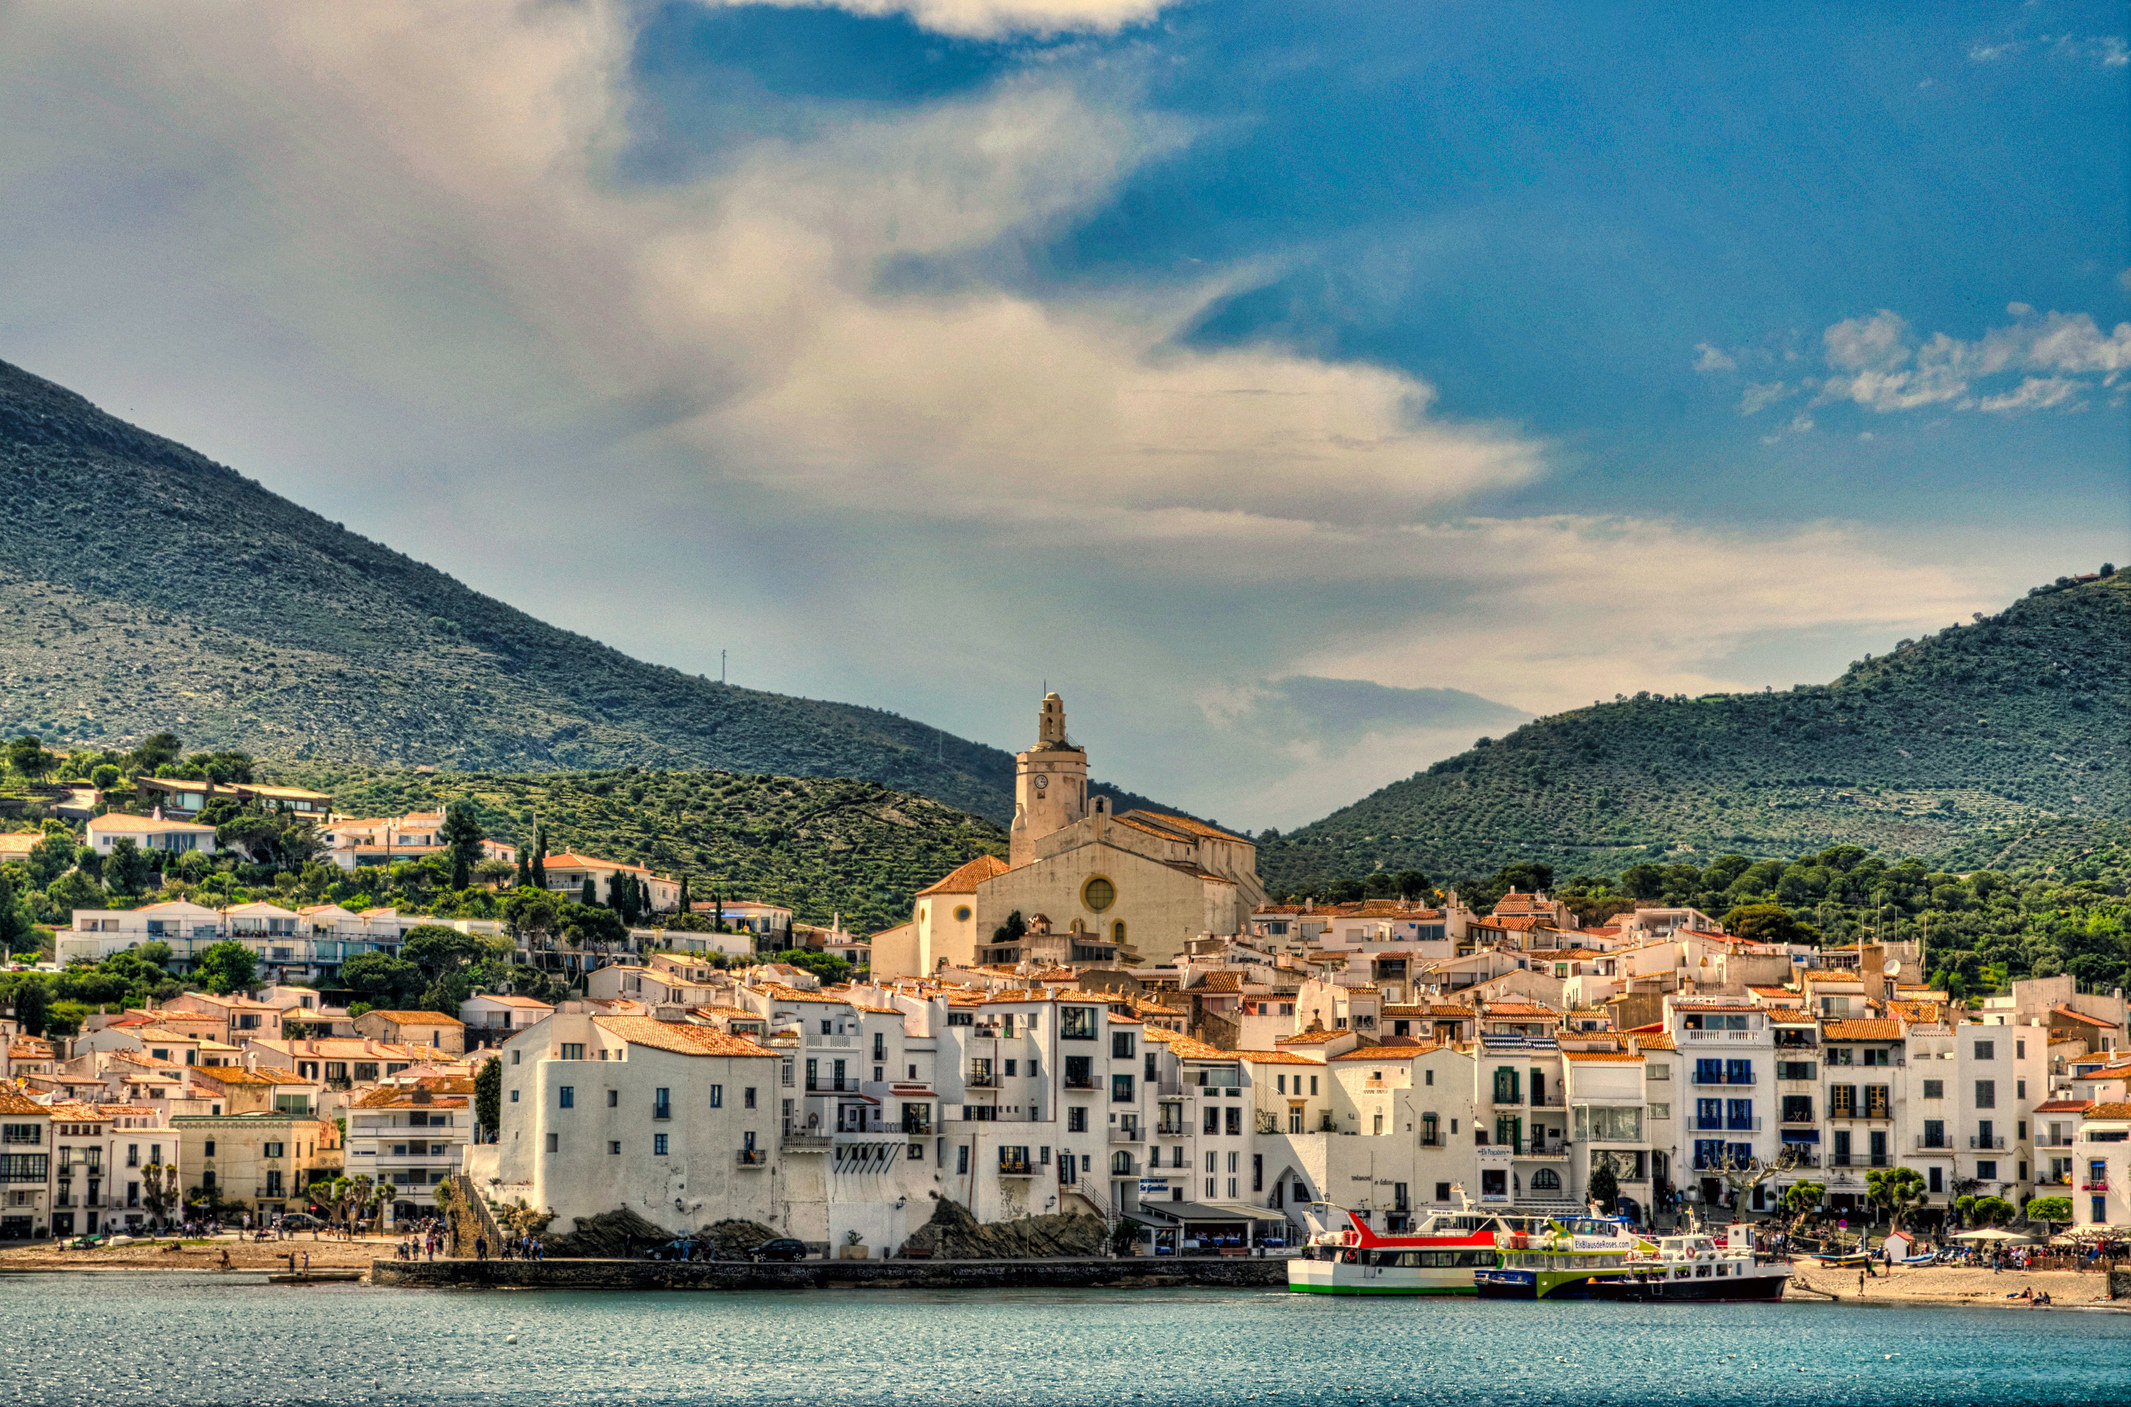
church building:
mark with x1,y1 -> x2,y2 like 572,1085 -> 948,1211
873,694 -> 1266,976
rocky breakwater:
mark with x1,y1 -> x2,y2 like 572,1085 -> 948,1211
374,1255 -> 1285,1292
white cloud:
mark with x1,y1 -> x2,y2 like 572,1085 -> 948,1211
1298,516 -> 1995,716
700,0 -> 1179,39
1809,306 -> 2128,416
1975,376 -> 2082,414
1693,342 -> 1737,372
1737,381 -> 1793,416
1968,42 -> 2023,62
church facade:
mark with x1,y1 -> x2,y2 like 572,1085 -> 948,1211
874,694 -> 1266,976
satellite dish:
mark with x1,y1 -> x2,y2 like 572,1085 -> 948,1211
1884,959 -> 1902,978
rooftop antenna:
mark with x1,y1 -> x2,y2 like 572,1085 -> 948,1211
721,649 -> 727,685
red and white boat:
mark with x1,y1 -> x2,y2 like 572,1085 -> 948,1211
1287,1204 -> 1513,1296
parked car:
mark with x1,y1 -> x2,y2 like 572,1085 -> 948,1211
751,1237 -> 809,1263
279,1214 -> 325,1231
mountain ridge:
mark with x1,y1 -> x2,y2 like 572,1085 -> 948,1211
0,356 -> 1176,826
1262,572 -> 2130,892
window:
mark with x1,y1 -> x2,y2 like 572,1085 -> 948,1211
1782,1095 -> 1814,1124
1112,1032 -> 1135,1059
263,1142 -> 284,1158
1975,1159 -> 1997,1180
1225,1106 -> 1243,1137
909,1143 -> 924,1160
1277,1075 -> 1287,1095
1081,877 -> 1116,912
203,1140 -> 215,1157
654,1134 -> 669,1156
1424,1069 -> 1434,1086
1067,1107 -> 1087,1133
1205,1151 -> 1217,1173
511,1051 -> 521,1065
745,1087 -> 757,1109
1203,1106 -> 1220,1135
510,1090 -> 520,1103
558,1087 -> 574,1109
1373,1113 -> 1384,1135
1923,1079 -> 1944,1099
1973,1040 -> 1994,1061
1112,1074 -> 1135,1103
956,1145 -> 969,1174
1862,1048 -> 1889,1067
1922,1120 -> 1946,1148
1648,1103 -> 1670,1121
2016,1079 -> 2026,1100
1928,1165 -> 1942,1192
1493,1067 -> 1520,1103
654,1088 -> 672,1120
1777,1060 -> 1815,1080
1975,1080 -> 1996,1110
560,1044 -> 584,1062
1310,1076 -> 1319,1096
609,1141 -> 621,1155
711,1085 -> 724,1109
2016,1040 -> 2025,1059
873,1033 -> 886,1061
954,905 -> 971,922
1060,1007 -> 1097,1040
1003,1060 -> 1017,1077
545,1133 -> 558,1153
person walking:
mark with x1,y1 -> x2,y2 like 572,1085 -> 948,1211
476,1235 -> 487,1262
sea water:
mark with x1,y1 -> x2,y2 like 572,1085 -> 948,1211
1,1273 -> 2125,1406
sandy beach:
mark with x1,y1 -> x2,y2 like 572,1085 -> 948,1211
1786,1260 -> 2120,1309
0,1234 -> 397,1274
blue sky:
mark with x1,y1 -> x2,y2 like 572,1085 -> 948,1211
1,0 -> 2125,827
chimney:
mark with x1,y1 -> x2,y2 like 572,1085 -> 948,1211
1861,944 -> 1889,1004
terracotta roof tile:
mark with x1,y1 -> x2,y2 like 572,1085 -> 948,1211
593,1017 -> 779,1058
1823,1020 -> 1903,1040
916,855 -> 1012,896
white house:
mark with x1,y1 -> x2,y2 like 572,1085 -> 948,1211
85,814 -> 217,857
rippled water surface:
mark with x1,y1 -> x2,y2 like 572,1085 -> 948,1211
2,1272 -> 2126,1406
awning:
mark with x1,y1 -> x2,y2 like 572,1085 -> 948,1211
1136,1201 -> 1290,1226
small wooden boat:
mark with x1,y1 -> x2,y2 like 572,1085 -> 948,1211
266,1269 -> 364,1284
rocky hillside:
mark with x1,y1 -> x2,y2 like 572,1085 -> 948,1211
300,764 -> 1007,934
0,357 -> 1169,824
1263,572 -> 2130,890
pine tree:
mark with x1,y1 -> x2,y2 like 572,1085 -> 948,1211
580,876 -> 597,908
530,826 -> 547,891
677,874 -> 690,916
515,850 -> 529,888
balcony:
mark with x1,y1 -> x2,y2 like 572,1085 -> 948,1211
1155,1121 -> 1189,1138
1970,1136 -> 2007,1150
899,1119 -> 932,1137
2036,1136 -> 2078,1148
1110,1126 -> 1143,1144
1527,1094 -> 1566,1109
1690,1075 -> 1755,1086
1062,1075 -> 1097,1091
2081,1181 -> 2108,1192
1691,1117 -> 1763,1132
1783,1151 -> 1822,1168
1915,1137 -> 1952,1152
1680,1029 -> 1757,1041
781,1129 -> 831,1151
1827,1109 -> 1891,1122
998,1158 -> 1037,1177
1779,1113 -> 1818,1126
735,1149 -> 768,1168
965,1071 -> 998,1089
1518,1147 -> 1570,1161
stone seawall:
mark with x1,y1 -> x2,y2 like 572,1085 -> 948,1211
373,1256 -> 1287,1292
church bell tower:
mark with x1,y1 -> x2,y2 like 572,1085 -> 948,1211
1009,691 -> 1088,867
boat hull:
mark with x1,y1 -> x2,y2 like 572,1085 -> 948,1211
1287,1258 -> 1479,1296
1581,1266 -> 1790,1302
